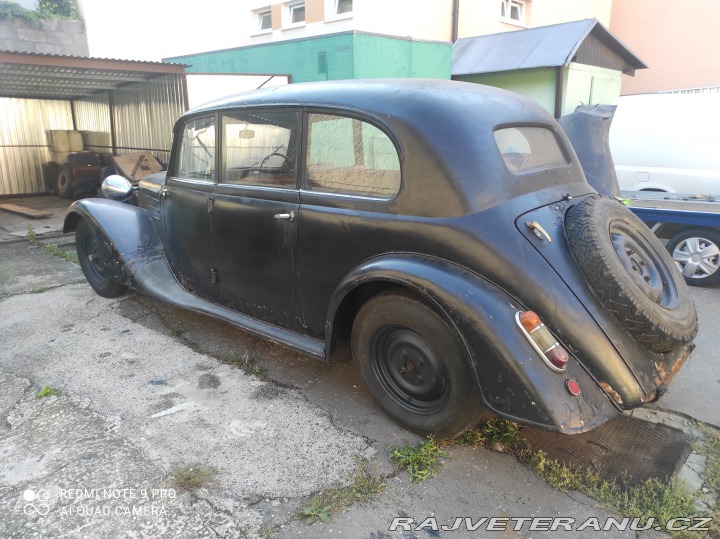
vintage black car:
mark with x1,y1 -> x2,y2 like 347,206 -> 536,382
64,79 -> 698,438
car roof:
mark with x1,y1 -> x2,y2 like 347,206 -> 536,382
189,78 -> 553,129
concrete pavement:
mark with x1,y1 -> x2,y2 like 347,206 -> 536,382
0,232 -> 718,538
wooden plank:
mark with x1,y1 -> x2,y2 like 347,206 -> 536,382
0,203 -> 53,219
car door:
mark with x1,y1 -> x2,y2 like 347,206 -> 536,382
211,109 -> 303,332
162,114 -> 217,300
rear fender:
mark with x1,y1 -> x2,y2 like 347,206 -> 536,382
64,199 -> 163,286
328,254 -> 617,433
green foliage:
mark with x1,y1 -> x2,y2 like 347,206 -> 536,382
36,385 -> 56,397
316,460 -> 385,512
0,0 -> 79,22
0,1 -> 39,21
43,243 -> 79,264
219,352 -> 266,378
480,419 -> 522,450
31,287 -> 47,294
37,0 -> 77,18
26,225 -> 38,246
390,436 -> 450,482
298,461 -> 385,525
170,323 -> 184,337
171,464 -> 214,491
299,496 -> 331,524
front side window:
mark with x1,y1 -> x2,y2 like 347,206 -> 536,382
258,9 -> 272,30
221,110 -> 298,188
177,116 -> 215,181
494,126 -> 567,174
500,0 -> 524,22
306,113 -> 400,198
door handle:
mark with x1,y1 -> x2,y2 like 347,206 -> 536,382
274,210 -> 295,222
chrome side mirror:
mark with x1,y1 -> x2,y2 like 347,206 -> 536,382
101,175 -> 134,202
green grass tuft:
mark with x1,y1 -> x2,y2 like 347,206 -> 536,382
170,464 -> 214,491
390,436 -> 450,482
36,385 -> 56,398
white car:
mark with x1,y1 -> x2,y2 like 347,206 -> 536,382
610,93 -> 720,195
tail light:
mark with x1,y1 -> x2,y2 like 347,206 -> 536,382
515,310 -> 569,372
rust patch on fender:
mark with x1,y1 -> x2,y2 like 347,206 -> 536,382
599,382 -> 624,405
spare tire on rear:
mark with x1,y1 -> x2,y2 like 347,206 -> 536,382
564,195 -> 698,353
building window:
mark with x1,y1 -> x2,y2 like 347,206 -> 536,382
500,0 -> 524,22
288,2 -> 305,24
257,9 -> 272,31
335,0 -> 352,15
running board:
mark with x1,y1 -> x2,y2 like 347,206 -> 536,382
132,252 -> 326,360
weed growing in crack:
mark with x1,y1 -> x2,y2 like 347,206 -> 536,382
31,287 -> 47,294
36,385 -> 56,398
170,323 -> 185,337
43,243 -> 78,264
26,225 -> 38,246
171,464 -> 215,491
219,351 -> 266,378
299,496 -> 331,524
390,436 -> 449,482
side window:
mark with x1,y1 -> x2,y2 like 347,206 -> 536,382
221,110 -> 298,188
306,113 -> 400,198
494,126 -> 568,174
177,116 -> 216,181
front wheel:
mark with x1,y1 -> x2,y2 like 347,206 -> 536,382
351,291 -> 483,438
76,220 -> 128,298
666,228 -> 720,287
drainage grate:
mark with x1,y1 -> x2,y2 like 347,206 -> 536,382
521,414 -> 692,486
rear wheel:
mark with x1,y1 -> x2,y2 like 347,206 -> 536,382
76,220 -> 127,298
666,228 -> 720,287
351,291 -> 482,438
56,165 -> 74,199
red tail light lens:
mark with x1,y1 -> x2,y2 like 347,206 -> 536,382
516,311 -> 569,373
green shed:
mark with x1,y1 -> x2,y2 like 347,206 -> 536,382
452,19 -> 646,118
166,31 -> 451,84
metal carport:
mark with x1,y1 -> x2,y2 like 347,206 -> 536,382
0,51 -> 188,196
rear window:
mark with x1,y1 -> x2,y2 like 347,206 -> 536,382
494,127 -> 567,174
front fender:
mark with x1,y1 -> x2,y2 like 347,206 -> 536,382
328,254 -> 617,433
64,199 -> 164,286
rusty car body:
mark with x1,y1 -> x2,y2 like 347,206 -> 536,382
64,80 -> 698,438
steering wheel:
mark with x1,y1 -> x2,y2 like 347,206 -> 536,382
260,152 -> 294,171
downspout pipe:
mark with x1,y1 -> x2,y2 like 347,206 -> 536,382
451,0 -> 460,42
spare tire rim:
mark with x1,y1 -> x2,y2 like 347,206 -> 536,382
672,236 -> 720,280
370,325 -> 450,415
610,221 -> 678,308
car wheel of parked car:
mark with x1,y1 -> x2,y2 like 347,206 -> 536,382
666,228 -> 720,287
76,220 -> 128,298
565,195 -> 698,353
56,165 -> 74,199
351,291 -> 483,438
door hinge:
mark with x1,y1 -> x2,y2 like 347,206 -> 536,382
210,268 -> 218,284
207,197 -> 214,214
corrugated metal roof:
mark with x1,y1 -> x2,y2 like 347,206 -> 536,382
0,51 -> 188,100
452,18 -> 647,76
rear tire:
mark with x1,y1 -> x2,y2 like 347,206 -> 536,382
56,165 -> 74,199
76,220 -> 127,298
666,228 -> 720,287
351,291 -> 483,438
